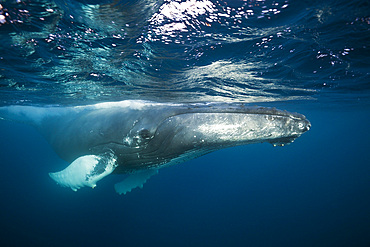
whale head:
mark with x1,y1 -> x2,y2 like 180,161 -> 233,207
109,102 -> 310,172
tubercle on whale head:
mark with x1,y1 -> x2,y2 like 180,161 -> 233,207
264,111 -> 311,146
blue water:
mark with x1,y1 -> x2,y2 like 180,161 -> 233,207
0,0 -> 369,246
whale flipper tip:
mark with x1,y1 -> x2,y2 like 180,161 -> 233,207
114,169 -> 158,195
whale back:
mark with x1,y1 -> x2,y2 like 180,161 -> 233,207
0,101 -> 186,162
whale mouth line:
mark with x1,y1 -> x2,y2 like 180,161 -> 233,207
91,141 -> 127,151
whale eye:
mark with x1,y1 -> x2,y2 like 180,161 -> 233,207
138,129 -> 152,140
123,128 -> 153,147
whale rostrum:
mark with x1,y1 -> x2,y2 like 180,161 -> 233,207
0,100 -> 310,195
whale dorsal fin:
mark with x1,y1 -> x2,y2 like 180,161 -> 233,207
114,169 -> 158,195
49,153 -> 117,191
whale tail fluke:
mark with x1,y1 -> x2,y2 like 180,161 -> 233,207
114,169 -> 158,195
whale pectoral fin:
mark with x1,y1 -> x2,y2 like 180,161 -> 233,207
114,169 -> 158,195
49,153 -> 117,192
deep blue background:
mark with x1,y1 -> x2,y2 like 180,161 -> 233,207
0,103 -> 369,247
0,0 -> 369,246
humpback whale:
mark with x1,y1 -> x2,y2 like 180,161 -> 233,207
0,100 -> 310,195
